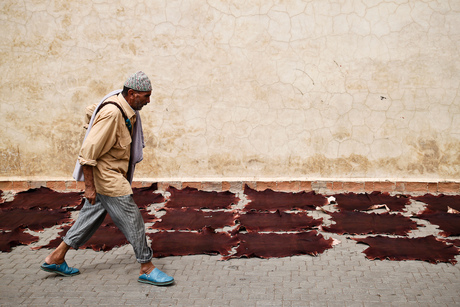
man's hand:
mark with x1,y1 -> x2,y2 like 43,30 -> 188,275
84,186 -> 97,205
82,165 -> 97,205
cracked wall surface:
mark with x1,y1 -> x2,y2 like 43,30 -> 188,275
0,0 -> 459,181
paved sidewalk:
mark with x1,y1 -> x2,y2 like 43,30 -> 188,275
1,231 -> 459,306
1,188 -> 460,306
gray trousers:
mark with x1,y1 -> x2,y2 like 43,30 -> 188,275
63,194 -> 153,263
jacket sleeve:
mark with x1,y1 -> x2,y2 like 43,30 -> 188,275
83,103 -> 98,130
78,107 -> 119,166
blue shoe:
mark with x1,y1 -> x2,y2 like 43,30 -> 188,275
40,261 -> 80,277
138,268 -> 174,286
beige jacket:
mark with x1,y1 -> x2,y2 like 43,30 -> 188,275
78,94 -> 136,197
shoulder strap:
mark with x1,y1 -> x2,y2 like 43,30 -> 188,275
95,101 -> 132,133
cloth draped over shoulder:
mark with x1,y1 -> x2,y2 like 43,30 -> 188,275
72,89 -> 144,184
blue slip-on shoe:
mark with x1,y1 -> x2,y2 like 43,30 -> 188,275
40,261 -> 80,277
138,268 -> 174,286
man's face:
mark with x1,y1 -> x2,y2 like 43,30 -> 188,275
130,90 -> 151,110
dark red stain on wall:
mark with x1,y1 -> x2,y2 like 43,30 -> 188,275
244,185 -> 327,211
322,211 -> 419,236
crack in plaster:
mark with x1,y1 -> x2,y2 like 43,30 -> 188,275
0,0 -> 459,180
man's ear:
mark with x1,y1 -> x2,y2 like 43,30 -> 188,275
126,89 -> 136,101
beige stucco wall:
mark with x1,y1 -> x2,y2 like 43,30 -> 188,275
0,0 -> 459,181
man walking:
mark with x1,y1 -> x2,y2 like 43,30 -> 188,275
40,71 -> 174,286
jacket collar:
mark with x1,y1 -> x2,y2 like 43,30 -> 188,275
115,93 -> 136,120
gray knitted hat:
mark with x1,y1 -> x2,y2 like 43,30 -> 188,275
124,71 -> 152,91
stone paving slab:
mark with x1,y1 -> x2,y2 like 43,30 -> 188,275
1,232 -> 459,307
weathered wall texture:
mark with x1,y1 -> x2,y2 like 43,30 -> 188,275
0,1 -> 459,181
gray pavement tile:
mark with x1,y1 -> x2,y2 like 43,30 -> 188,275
416,295 -> 438,303
97,298 -> 128,305
391,303 -> 435,307
19,297 -> 53,305
434,295 -> 456,304
309,302 -> 329,307
229,300 -> 251,307
248,293 -> 275,300
223,292 -> 247,301
188,291 -> 208,300
289,301 -> 308,307
256,300 -> 284,307
156,299 -> 181,306
191,298 -> 213,306
211,299 -> 231,306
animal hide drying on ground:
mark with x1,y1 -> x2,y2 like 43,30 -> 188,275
415,209 -> 460,237
412,194 -> 460,212
353,235 -> 459,264
38,225 -> 72,249
237,210 -> 322,232
0,228 -> 39,252
148,227 -> 238,257
0,208 -> 72,231
443,239 -> 460,247
165,187 -> 238,209
0,187 -> 83,210
38,224 -> 128,252
224,231 -> 334,260
132,183 -> 165,209
322,211 -> 419,236
151,208 -> 236,230
332,192 -> 410,212
3,186 -> 459,265
80,225 -> 129,251
243,185 -> 327,211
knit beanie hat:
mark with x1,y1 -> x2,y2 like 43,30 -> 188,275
124,71 -> 152,91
